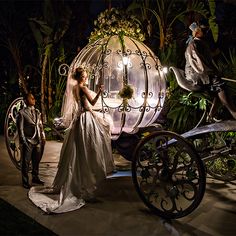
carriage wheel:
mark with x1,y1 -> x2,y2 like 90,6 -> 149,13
132,131 -> 206,219
4,97 -> 25,170
203,131 -> 236,181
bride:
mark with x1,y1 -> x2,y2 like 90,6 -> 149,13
28,66 -> 115,214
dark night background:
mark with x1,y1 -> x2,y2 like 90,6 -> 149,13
0,0 -> 236,134
0,0 -> 134,134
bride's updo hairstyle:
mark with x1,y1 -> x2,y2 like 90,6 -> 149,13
72,67 -> 86,82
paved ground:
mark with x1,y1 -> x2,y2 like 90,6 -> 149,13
0,135 -> 236,236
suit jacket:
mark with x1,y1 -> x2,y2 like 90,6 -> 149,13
17,106 -> 45,145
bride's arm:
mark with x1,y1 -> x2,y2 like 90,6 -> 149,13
80,85 -> 103,106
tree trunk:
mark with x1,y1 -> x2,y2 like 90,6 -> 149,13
18,73 -> 28,94
48,58 -> 52,109
41,54 -> 48,123
8,41 -> 28,94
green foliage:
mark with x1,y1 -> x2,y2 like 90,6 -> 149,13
48,72 -> 67,119
137,0 -> 208,49
216,49 -> 236,98
164,71 -> 208,133
29,18 -> 53,38
204,131 -> 236,180
167,91 -> 209,133
118,84 -> 134,99
28,0 -> 72,124
208,0 -> 219,42
89,8 -> 145,43
187,0 -> 208,17
207,158 -> 236,172
217,49 -> 236,79
158,40 -> 179,67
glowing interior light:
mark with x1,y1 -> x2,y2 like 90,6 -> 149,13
54,117 -> 61,122
69,35 -> 166,136
134,95 -> 144,104
117,61 -> 123,70
163,67 -> 168,74
122,56 -> 129,65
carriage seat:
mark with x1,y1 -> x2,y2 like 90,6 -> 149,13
169,66 -> 203,92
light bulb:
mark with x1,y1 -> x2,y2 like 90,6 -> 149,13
122,56 -> 129,65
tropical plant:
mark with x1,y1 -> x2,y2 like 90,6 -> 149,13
208,0 -> 218,42
47,63 -> 67,122
167,91 -> 210,133
216,48 -> 236,105
0,1 -> 29,94
217,49 -> 236,80
28,0 -> 72,122
127,0 -> 209,50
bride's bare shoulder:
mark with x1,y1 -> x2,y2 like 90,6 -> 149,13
73,84 -> 85,91
79,84 -> 89,93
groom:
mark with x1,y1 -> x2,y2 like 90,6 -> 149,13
16,93 -> 46,189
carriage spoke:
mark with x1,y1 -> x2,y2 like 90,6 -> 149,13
132,131 -> 206,219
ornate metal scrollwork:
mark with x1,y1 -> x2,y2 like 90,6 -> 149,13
4,97 -> 25,170
58,63 -> 70,77
58,35 -> 166,135
132,131 -> 206,219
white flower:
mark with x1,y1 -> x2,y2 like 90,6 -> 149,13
89,8 -> 144,42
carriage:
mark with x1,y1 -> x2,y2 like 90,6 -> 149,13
4,36 -> 236,219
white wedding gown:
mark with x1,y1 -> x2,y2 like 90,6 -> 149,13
28,94 -> 115,214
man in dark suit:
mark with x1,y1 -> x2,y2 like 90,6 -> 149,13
16,93 -> 46,189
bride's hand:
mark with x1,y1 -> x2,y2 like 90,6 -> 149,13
99,85 -> 104,92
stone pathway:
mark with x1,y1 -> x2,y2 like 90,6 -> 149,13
1,136 -> 236,236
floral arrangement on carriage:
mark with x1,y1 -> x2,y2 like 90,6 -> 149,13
89,8 -> 145,43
